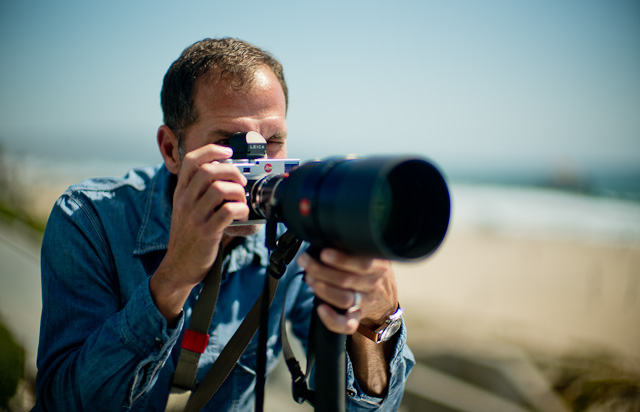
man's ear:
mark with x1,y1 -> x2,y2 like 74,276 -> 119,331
157,125 -> 181,175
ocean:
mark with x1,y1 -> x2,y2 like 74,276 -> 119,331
2,152 -> 640,247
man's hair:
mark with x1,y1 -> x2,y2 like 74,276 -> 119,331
160,38 -> 288,140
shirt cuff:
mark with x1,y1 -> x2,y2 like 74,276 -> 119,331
119,277 -> 184,356
346,320 -> 414,408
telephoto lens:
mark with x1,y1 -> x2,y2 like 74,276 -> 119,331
252,155 -> 451,261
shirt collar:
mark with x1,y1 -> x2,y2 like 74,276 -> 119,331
222,230 -> 269,281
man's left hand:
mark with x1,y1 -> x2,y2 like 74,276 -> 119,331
297,249 -> 398,335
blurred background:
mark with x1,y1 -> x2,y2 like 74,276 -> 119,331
1,0 -> 639,410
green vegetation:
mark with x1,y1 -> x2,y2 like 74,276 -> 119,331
0,321 -> 25,410
0,143 -> 46,234
0,202 -> 46,235
546,351 -> 640,411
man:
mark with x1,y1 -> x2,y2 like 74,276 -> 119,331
33,38 -> 414,411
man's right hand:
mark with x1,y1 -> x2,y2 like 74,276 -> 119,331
150,144 -> 249,325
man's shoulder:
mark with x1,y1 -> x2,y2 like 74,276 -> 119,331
65,164 -> 163,196
53,164 -> 169,219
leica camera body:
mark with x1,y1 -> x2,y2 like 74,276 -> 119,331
226,131 -> 299,225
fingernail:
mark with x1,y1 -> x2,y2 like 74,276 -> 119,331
305,274 -> 315,287
317,303 -> 330,318
346,317 -> 360,332
321,249 -> 337,264
297,254 -> 309,269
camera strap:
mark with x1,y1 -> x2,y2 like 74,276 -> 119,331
280,286 -> 317,406
165,230 -> 302,412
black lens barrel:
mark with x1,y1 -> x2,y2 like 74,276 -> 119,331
263,155 -> 450,261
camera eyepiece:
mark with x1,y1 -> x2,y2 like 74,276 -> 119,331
229,131 -> 268,159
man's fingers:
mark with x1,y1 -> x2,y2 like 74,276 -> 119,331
319,248 -> 373,274
200,162 -> 247,185
201,180 -> 247,209
207,201 -> 250,229
316,303 -> 361,335
306,276 -> 363,311
185,143 -> 234,167
300,249 -> 398,330
180,161 -> 247,194
298,252 -> 377,292
187,181 -> 248,227
170,143 -> 252,240
177,144 -> 247,190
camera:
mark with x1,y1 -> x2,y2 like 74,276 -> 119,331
227,132 -> 450,261
226,131 -> 299,225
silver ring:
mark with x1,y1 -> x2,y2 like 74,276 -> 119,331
347,291 -> 362,314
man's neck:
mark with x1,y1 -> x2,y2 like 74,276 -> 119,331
221,234 -> 248,256
221,234 -> 235,250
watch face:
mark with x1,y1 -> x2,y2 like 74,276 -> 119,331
379,318 -> 402,342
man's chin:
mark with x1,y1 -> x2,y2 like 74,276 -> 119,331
224,223 -> 262,238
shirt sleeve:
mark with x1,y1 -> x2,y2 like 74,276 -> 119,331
345,322 -> 415,411
34,194 -> 183,411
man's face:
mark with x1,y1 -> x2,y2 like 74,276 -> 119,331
180,66 -> 288,160
180,66 -> 288,237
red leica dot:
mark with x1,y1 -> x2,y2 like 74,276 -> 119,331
299,198 -> 311,216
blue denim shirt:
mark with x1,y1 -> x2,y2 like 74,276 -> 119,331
33,164 -> 414,411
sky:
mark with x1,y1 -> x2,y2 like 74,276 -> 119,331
0,0 -> 639,179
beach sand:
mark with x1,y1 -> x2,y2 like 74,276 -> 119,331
396,225 -> 640,360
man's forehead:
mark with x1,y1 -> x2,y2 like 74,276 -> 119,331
195,71 -> 285,109
196,65 -> 276,95
207,128 -> 287,139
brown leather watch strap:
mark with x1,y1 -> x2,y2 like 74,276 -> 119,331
356,303 -> 402,343
356,323 -> 381,342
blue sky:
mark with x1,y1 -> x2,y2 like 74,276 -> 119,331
1,0 -> 639,176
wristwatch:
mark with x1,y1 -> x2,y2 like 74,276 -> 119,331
357,306 -> 403,343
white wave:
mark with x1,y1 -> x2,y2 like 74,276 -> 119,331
450,182 -> 640,245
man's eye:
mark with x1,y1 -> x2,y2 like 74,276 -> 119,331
267,141 -> 284,149
216,139 -> 231,147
